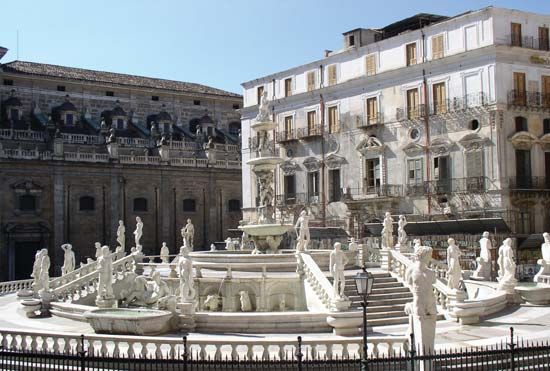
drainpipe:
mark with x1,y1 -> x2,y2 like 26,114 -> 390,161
320,64 -> 327,227
421,30 -> 432,217
271,79 -> 277,216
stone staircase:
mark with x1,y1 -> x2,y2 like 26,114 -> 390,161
342,271 -> 413,327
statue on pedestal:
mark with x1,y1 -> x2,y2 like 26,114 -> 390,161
94,242 -> 102,260
31,249 -> 46,292
177,247 -> 195,303
472,231 -> 492,280
397,215 -> 408,250
348,237 -> 358,252
330,242 -> 349,299
294,210 -> 310,251
97,246 -> 114,303
255,90 -> 271,122
134,217 -> 143,248
446,238 -> 462,291
381,212 -> 394,249
160,242 -> 170,263
61,244 -> 75,275
497,238 -> 517,292
534,232 -> 550,283
116,220 -> 126,251
239,291 -> 253,312
225,237 -> 236,251
37,249 -> 50,293
181,219 -> 195,251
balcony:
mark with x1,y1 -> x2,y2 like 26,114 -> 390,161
406,177 -> 488,196
357,114 -> 384,129
507,90 -> 550,110
275,193 -> 307,206
505,34 -> 550,51
397,93 -> 489,121
509,176 -> 550,191
297,126 -> 323,140
396,105 -> 426,121
275,129 -> 298,144
344,184 -> 403,200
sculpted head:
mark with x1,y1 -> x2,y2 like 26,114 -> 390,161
119,220 -> 124,226
399,215 -> 405,221
136,216 -> 142,223
544,232 -> 549,243
482,231 -> 489,238
101,245 -> 110,256
414,245 -> 433,264
334,242 -> 342,251
385,212 -> 391,218
95,242 -> 101,249
447,238 -> 456,247
187,218 -> 191,224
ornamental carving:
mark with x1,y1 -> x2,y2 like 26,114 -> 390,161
356,135 -> 384,157
280,160 -> 300,176
11,180 -> 43,194
429,138 -> 453,156
303,157 -> 322,172
325,153 -> 346,169
508,131 -> 538,150
458,133 -> 489,153
402,142 -> 425,157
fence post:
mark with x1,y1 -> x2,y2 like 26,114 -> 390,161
409,332 -> 416,371
78,334 -> 86,371
183,336 -> 188,371
295,336 -> 303,371
509,327 -> 515,371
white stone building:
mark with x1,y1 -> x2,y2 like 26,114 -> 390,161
241,7 -> 550,259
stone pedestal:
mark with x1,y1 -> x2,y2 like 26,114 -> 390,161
38,290 -> 53,316
471,257 -> 491,281
107,142 -> 119,159
178,301 -> 196,332
21,299 -> 42,318
411,314 -> 436,355
380,248 -> 392,271
326,312 -> 363,336
534,259 -> 550,283
53,138 -> 63,158
96,297 -> 117,309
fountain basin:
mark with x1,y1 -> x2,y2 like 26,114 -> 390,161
246,156 -> 284,171
239,223 -> 293,253
84,308 -> 173,335
251,120 -> 276,132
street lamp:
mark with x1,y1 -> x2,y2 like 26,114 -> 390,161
354,267 -> 374,371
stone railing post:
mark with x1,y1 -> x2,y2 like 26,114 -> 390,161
380,248 -> 392,271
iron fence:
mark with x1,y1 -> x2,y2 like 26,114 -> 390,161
297,126 -> 323,139
509,176 -> 550,190
1,328 -> 550,370
276,130 -> 299,143
505,34 -> 550,51
507,89 -> 550,109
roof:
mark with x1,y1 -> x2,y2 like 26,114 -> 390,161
2,60 -> 242,99
376,13 -> 450,41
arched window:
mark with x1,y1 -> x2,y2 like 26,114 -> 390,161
228,199 -> 241,212
228,122 -> 241,136
19,195 -> 36,211
133,198 -> 148,212
515,116 -> 528,132
79,196 -> 95,211
183,199 -> 196,212
544,118 -> 550,135
189,118 -> 201,133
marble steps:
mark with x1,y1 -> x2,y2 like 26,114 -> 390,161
344,286 -> 410,295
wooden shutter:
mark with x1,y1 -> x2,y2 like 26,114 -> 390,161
284,116 -> 293,138
432,35 -> 444,59
307,71 -> 316,91
328,65 -> 337,86
406,43 -> 417,66
284,78 -> 292,97
366,97 -> 378,123
257,86 -> 264,104
307,111 -> 316,133
513,72 -> 526,105
511,23 -> 522,46
466,150 -> 484,178
432,82 -> 446,114
543,76 -> 550,107
540,27 -> 549,51
366,54 -> 376,76
328,106 -> 338,133
407,89 -> 419,118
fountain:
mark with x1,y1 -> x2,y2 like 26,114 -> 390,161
239,91 -> 293,253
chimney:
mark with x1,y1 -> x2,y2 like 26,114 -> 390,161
324,50 -> 332,57
0,47 -> 8,61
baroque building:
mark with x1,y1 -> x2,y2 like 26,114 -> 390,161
0,50 -> 243,280
241,7 -> 550,263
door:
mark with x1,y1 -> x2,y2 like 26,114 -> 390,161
434,156 -> 451,193
432,82 -> 447,114
365,158 -> 381,193
542,76 -> 550,108
511,22 -> 522,46
516,150 -> 532,188
12,241 -> 42,281
545,152 -> 550,189
307,172 -> 319,203
540,27 -> 549,51
407,89 -> 419,119
328,169 -> 341,202
513,72 -> 526,105
284,175 -> 296,203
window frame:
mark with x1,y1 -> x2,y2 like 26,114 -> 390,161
79,196 -> 96,212
183,198 -> 197,212
133,197 -> 148,213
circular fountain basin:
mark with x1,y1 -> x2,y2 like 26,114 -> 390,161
251,121 -> 276,131
245,156 -> 284,171
84,308 -> 173,335
239,223 -> 293,237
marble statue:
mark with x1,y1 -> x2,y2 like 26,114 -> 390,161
122,275 -> 149,306
413,239 -> 422,253
472,231 -> 492,280
330,242 -> 349,298
404,245 -> 437,356
225,237 -> 236,251
203,294 -> 220,311
31,249 -> 46,292
97,246 -> 114,303
255,90 -> 271,122
94,242 -> 102,259
381,212 -> 394,249
134,217 -> 143,248
149,270 -> 172,309
497,238 -> 517,292
116,220 -> 125,251
239,291 -> 253,312
294,210 -> 310,251
534,232 -> 550,283
241,232 -> 250,250
348,237 -> 358,252
61,244 -> 75,275
181,219 -> 195,250
160,242 -> 170,263
177,246 -> 195,302
39,249 -> 51,292
446,238 -> 462,291
397,215 -> 408,249
279,295 -> 287,311
210,243 -> 216,251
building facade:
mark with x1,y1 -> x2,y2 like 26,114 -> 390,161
0,55 -> 243,280
241,7 -> 550,261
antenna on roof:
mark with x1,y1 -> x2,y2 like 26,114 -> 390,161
16,30 -> 19,60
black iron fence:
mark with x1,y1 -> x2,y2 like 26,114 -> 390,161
507,89 -> 550,109
405,177 -> 488,196
509,176 -> 550,190
506,34 -> 550,51
297,126 -> 323,139
1,328 -> 550,370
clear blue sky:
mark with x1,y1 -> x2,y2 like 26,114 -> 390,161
1,0 -> 549,95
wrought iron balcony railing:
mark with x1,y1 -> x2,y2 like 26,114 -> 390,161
297,126 -> 323,139
275,129 -> 298,143
357,114 -> 384,129
509,176 -> 550,191
507,90 -> 550,109
406,177 -> 488,196
505,34 -> 550,51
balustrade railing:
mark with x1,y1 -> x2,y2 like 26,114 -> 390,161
0,279 -> 33,295
509,176 -> 550,190
0,129 -> 45,141
64,152 -> 110,163
396,105 -> 426,121
275,192 -> 308,206
502,34 -> 550,51
297,126 -> 323,139
275,130 -> 298,143
116,137 -> 150,147
62,133 -> 101,145
507,89 -> 550,108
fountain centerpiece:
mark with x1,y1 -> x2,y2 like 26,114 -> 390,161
239,91 -> 293,253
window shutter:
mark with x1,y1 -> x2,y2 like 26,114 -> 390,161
466,151 -> 484,178
328,65 -> 337,86
307,72 -> 316,91
366,54 -> 376,76
432,35 -> 443,59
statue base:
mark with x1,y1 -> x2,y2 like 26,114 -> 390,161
96,297 -> 117,309
497,279 -> 517,295
471,258 -> 491,281
380,248 -> 392,271
534,259 -> 550,283
177,301 -> 196,332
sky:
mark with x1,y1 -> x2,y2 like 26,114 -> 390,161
1,0 -> 549,95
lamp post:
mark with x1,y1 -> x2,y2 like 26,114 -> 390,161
354,267 -> 374,371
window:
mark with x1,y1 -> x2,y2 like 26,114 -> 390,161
328,106 -> 338,133
406,88 -> 420,119
9,108 -> 19,121
183,199 -> 196,212
349,34 -> 355,47
106,91 -> 114,97
189,118 -> 201,133
364,158 -> 381,192
284,175 -> 296,196
327,65 -> 337,86
540,27 -> 549,51
365,54 -> 376,76
406,43 -> 417,66
233,104 -> 240,110
516,149 -> 532,183
433,156 -> 450,181
328,169 -> 341,202
284,116 -> 293,138
517,208 -> 533,234
366,97 -> 378,124
116,118 -> 125,130
466,150 -> 484,178
432,82 -> 446,114
542,76 -> 550,108
511,22 -> 522,47
546,152 -> 550,189
515,116 -> 528,132
257,86 -> 264,105
65,114 -> 74,126
307,111 -> 316,133
284,78 -> 292,97
193,100 -> 201,106
469,119 -> 480,131
79,196 -> 95,211
19,195 -> 36,212
431,34 -> 444,60
228,122 -> 241,136
162,122 -> 171,133
133,198 -> 148,212
307,71 -> 316,91
408,159 -> 423,184
3,79 -> 13,86
151,95 -> 159,101
57,85 -> 66,92
228,199 -> 241,212
544,118 -> 550,135
307,171 -> 320,202
513,72 -> 526,105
